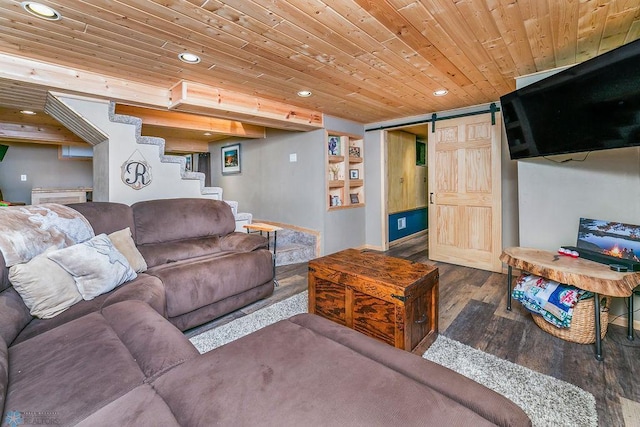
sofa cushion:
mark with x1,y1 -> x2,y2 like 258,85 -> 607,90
68,201 -> 135,239
137,236 -> 222,268
48,234 -> 137,300
132,198 -> 235,245
75,385 -> 180,427
0,338 -> 8,416
0,288 -> 31,346
108,227 -> 147,273
8,248 -> 82,319
147,250 -> 273,318
12,274 -> 165,345
150,314 -> 531,426
219,232 -> 268,253
5,301 -> 197,426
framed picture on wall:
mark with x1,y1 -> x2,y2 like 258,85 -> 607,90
221,144 -> 241,175
328,135 -> 341,156
349,169 -> 359,179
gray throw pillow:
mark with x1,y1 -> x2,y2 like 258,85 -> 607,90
48,234 -> 137,300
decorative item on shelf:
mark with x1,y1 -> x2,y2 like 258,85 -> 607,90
330,195 -> 342,207
329,164 -> 340,181
328,136 -> 341,155
349,169 -> 359,179
349,146 -> 361,158
221,144 -> 241,175
121,149 -> 152,190
350,193 -> 359,204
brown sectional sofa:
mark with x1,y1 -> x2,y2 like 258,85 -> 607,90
0,198 -> 531,426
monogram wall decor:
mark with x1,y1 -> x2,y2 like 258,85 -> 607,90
121,150 -> 152,190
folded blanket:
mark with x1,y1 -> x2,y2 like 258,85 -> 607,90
512,274 -> 586,328
0,204 -> 94,267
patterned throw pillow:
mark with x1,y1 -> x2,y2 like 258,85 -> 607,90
48,234 -> 137,300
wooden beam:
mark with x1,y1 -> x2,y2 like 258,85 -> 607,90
163,139 -> 212,154
0,122 -> 87,146
0,53 -> 169,109
0,54 -> 323,131
0,107 -> 87,145
115,105 -> 265,139
169,81 -> 324,131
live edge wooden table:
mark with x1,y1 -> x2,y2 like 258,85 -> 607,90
308,249 -> 439,354
500,247 -> 640,361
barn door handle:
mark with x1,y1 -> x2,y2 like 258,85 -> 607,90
429,193 -> 434,204
415,314 -> 427,324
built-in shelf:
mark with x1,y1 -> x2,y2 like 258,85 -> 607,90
326,132 -> 364,210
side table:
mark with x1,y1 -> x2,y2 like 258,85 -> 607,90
244,222 -> 283,286
500,247 -> 640,361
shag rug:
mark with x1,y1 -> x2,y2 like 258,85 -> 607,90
189,291 -> 598,427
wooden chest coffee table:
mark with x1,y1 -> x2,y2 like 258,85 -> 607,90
308,249 -> 439,354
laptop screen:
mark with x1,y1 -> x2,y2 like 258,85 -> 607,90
577,218 -> 640,262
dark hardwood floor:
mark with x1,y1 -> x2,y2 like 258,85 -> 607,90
187,234 -> 640,426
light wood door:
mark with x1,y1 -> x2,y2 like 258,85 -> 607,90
427,113 -> 502,272
387,130 -> 427,214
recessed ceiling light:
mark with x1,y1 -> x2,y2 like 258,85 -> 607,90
433,89 -> 448,97
204,132 -> 212,136
297,90 -> 312,97
178,52 -> 201,64
20,110 -> 37,115
21,2 -> 61,20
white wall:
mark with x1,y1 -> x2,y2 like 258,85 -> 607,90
0,142 -> 92,204
515,72 -> 640,321
58,96 -> 209,205
211,116 -> 366,255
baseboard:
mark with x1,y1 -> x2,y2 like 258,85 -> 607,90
608,315 -> 640,331
357,244 -> 384,251
389,229 -> 428,247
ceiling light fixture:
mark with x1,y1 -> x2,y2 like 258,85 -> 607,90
20,110 -> 37,115
21,2 -> 61,20
178,52 -> 201,64
433,89 -> 448,97
297,90 -> 312,97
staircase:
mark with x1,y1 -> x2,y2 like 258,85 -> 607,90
45,94 -> 252,222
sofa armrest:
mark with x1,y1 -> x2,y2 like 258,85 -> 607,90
218,232 -> 268,253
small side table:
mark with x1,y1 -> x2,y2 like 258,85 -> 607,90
244,223 -> 283,286
500,247 -> 640,361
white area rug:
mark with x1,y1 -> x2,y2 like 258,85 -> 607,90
189,291 -> 598,427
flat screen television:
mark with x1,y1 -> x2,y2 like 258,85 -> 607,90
0,144 -> 8,162
501,39 -> 640,160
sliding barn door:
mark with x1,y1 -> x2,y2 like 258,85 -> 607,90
427,113 -> 502,272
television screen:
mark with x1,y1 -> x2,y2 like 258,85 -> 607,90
501,39 -> 640,160
0,144 -> 8,162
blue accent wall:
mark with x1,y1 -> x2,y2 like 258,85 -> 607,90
388,208 -> 428,242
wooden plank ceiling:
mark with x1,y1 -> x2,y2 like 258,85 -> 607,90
0,0 -> 638,145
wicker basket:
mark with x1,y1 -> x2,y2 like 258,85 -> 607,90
532,295 -> 610,344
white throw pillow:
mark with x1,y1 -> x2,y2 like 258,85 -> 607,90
8,248 -> 83,318
108,227 -> 147,273
48,234 -> 137,301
